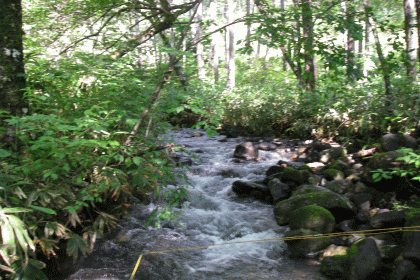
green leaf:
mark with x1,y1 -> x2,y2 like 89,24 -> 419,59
133,156 -> 142,166
66,234 -> 89,260
0,149 -> 12,158
27,205 -> 57,215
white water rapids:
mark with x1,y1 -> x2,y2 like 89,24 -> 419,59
66,129 -> 327,280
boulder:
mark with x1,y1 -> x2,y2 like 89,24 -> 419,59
267,178 -> 291,203
370,210 -> 406,229
324,179 -> 353,194
347,237 -> 382,280
320,255 -> 347,278
323,168 -> 345,181
403,211 -> 420,261
289,205 -> 335,234
320,147 -> 347,164
390,259 -> 417,280
274,186 -> 356,225
279,167 -> 307,188
380,133 -> 417,152
233,142 -> 258,160
257,142 -> 277,151
232,180 -> 272,203
265,165 -> 285,177
284,228 -> 332,256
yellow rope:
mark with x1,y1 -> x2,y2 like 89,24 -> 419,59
129,226 -> 420,279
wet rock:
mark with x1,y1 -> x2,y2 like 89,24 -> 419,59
380,133 -> 417,152
231,180 -> 272,203
257,142 -> 277,151
351,193 -> 372,212
267,178 -> 291,204
289,205 -> 335,234
233,142 -> 258,160
265,165 -> 285,177
279,167 -> 307,188
284,228 -> 332,256
347,237 -> 382,280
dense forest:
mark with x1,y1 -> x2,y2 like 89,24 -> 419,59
1,0 -> 420,278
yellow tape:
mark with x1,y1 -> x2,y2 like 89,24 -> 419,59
129,254 -> 143,280
129,226 -> 420,279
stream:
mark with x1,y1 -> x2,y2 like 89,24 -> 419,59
66,128 -> 327,280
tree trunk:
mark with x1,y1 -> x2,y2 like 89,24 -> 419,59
0,0 -> 27,147
404,0 -> 417,80
226,0 -> 236,89
346,0 -> 356,82
196,1 -> 206,82
370,17 -> 392,109
0,0 -> 26,117
281,0 -> 287,71
415,0 -> 420,66
302,0 -> 317,90
209,0 -> 219,82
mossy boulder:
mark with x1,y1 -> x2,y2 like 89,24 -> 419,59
324,179 -> 354,194
284,228 -> 332,256
323,168 -> 345,181
289,205 -> 335,233
298,164 -> 313,173
347,237 -> 382,280
274,187 -> 356,225
266,165 -> 285,177
280,167 -> 306,187
320,254 -> 347,278
267,178 -> 291,203
320,147 -> 347,164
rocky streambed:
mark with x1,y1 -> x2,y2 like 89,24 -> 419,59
65,129 -> 420,280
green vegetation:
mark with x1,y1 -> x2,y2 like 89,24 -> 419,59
1,0 -> 420,278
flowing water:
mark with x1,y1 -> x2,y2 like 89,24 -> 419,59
66,129 -> 327,280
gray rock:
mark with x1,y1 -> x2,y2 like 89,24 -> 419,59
274,185 -> 356,225
320,147 -> 347,164
403,231 -> 420,261
320,255 -> 347,278
284,228 -> 332,256
232,180 -> 272,203
267,178 -> 291,203
347,237 -> 382,280
390,259 -> 417,280
370,210 -> 406,229
380,133 -> 417,152
324,179 -> 353,194
233,142 -> 258,160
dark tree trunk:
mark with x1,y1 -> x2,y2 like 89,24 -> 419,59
0,0 -> 26,117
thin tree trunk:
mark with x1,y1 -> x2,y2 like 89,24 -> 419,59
404,0 -> 417,80
196,1 -> 206,81
370,17 -> 392,109
302,0 -> 317,90
281,0 -> 287,71
415,0 -> 420,67
226,0 -> 236,88
346,0 -> 356,82
209,0 -> 219,82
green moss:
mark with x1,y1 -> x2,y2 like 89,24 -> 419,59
323,168 -> 344,181
298,164 -> 313,173
289,205 -> 335,233
281,167 -> 306,186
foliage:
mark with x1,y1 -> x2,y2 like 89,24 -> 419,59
371,148 -> 420,195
